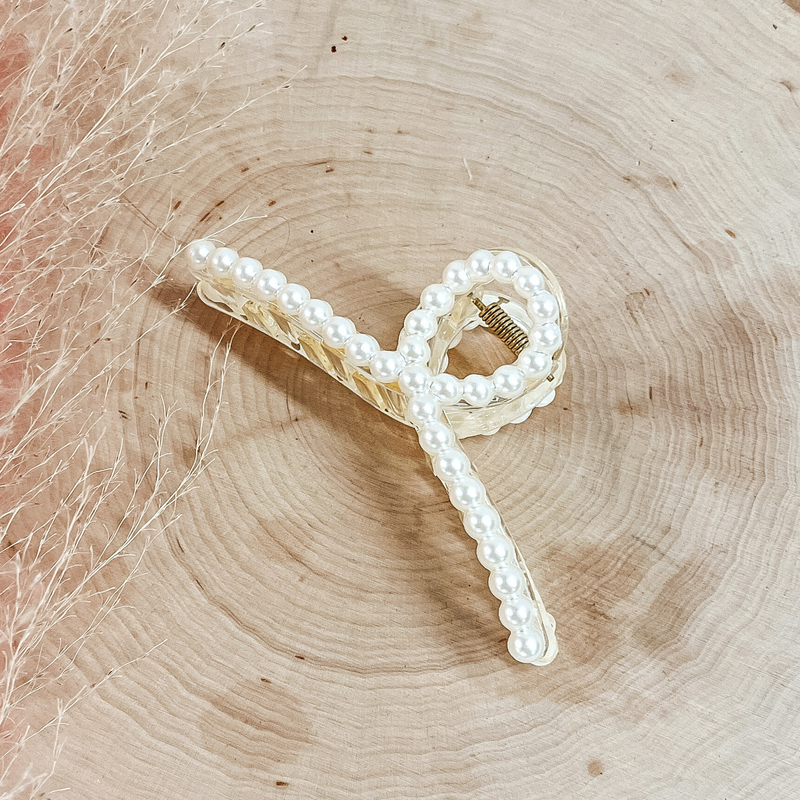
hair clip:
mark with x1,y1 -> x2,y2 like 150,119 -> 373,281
185,240 -> 567,665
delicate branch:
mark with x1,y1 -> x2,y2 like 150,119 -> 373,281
0,0 -> 264,795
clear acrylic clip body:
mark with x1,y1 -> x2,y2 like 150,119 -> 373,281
186,242 -> 567,665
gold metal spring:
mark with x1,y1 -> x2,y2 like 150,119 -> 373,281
471,296 -> 529,356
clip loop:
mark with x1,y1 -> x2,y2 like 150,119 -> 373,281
186,242 -> 567,664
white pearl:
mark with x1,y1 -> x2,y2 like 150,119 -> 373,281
231,256 -> 262,287
462,374 -> 494,407
397,365 -> 431,396
490,251 -> 521,283
277,283 -> 310,315
492,365 -> 525,399
299,299 -> 333,330
428,373 -> 462,405
398,335 -> 431,365
516,348 -> 552,380
344,333 -> 380,366
463,504 -> 501,540
476,534 -> 515,569
186,239 -> 215,267
528,291 -> 559,323
403,309 -> 438,341
499,595 -> 538,631
466,250 -> 493,282
449,477 -> 486,511
322,316 -> 356,347
370,350 -> 405,383
418,421 -> 455,454
442,260 -> 473,292
209,247 -> 238,277
433,448 -> 471,482
255,269 -> 286,300
512,265 -> 546,298
530,323 -> 562,354
488,565 -> 526,600
420,283 -> 455,317
507,627 -> 546,663
406,393 -> 442,427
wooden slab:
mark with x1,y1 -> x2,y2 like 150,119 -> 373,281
25,0 -> 800,797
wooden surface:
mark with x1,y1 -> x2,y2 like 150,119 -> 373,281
29,0 -> 800,797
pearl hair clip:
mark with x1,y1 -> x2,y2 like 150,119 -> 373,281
185,240 -> 568,665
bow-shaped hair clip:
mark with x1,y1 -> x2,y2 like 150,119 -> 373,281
186,240 -> 568,665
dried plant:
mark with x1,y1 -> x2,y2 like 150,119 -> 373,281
0,0 -> 262,795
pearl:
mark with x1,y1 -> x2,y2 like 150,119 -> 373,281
490,251 -> 521,283
420,283 -> 455,317
466,250 -> 493,282
492,365 -> 525,399
428,373 -> 462,405
231,256 -> 262,287
418,421 -> 455,454
462,374 -> 494,407
507,627 -> 546,663
499,595 -> 538,631
516,348 -> 552,380
209,247 -> 238,277
370,350 -> 405,383
476,534 -> 515,569
322,316 -> 357,347
186,239 -> 215,267
449,477 -> 486,511
403,309 -> 438,341
488,565 -> 526,600
513,265 -> 546,298
433,448 -> 471,482
397,364 -> 431,396
442,259 -> 473,292
406,393 -> 442,427
528,291 -> 559,323
299,299 -> 333,330
255,269 -> 287,300
344,333 -> 380,366
530,323 -> 562,354
463,504 -> 501,540
398,335 -> 431,365
277,283 -> 310,315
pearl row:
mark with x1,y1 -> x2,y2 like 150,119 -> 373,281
408,397 -> 546,663
185,239 -> 558,664
187,241 -> 562,403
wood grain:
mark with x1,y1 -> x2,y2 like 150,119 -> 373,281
26,0 -> 800,797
